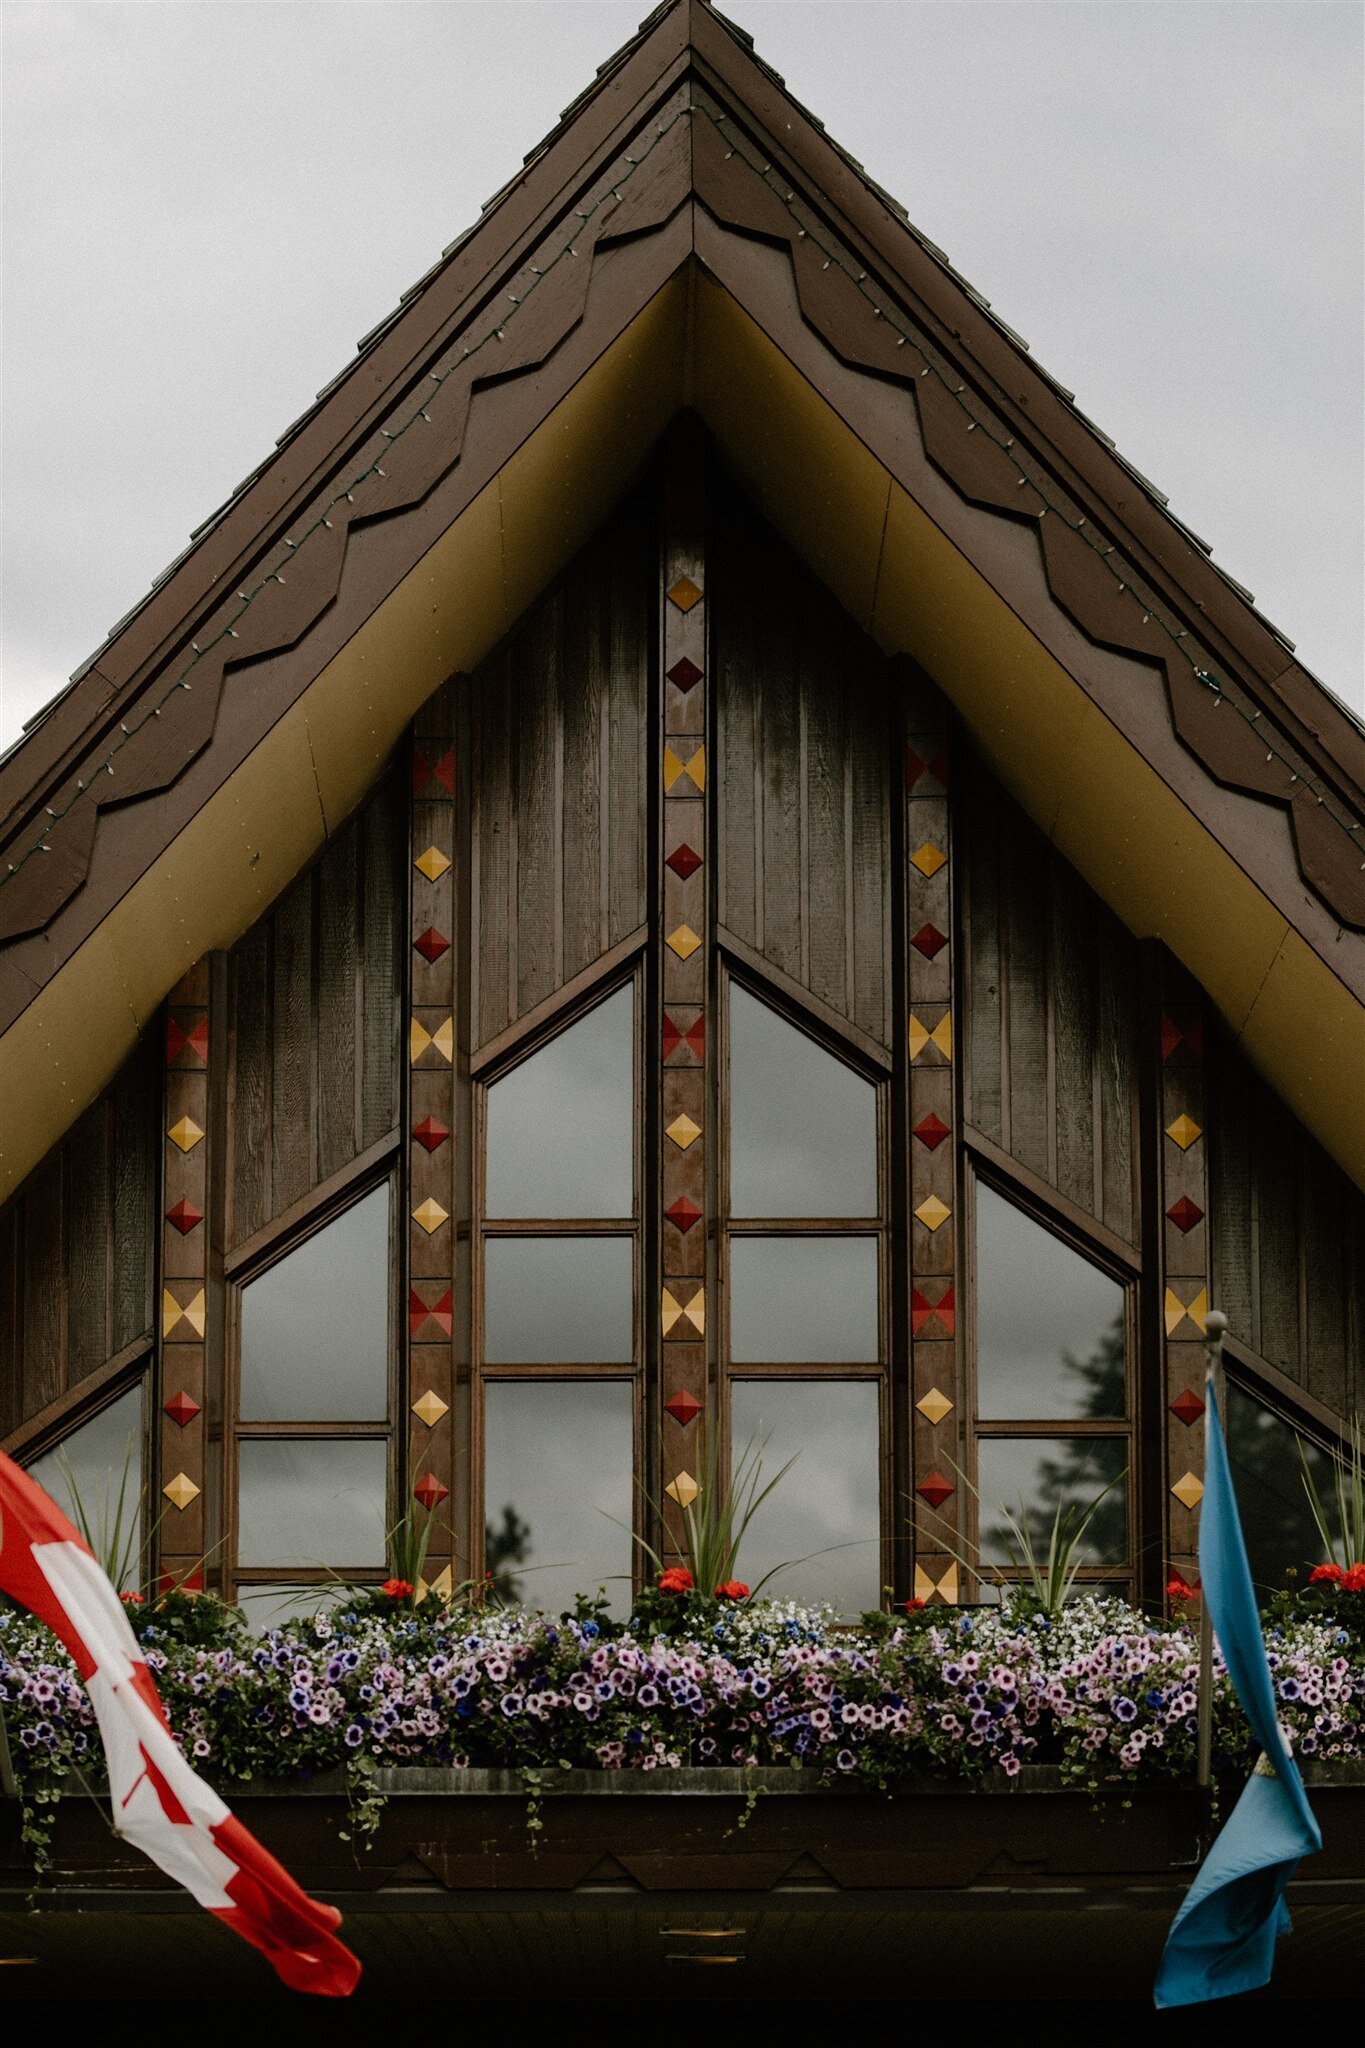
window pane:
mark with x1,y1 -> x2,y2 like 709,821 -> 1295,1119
1226,1384 -> 1335,1596
976,1184 -> 1126,1419
239,1186 -> 390,1422
484,1381 -> 633,1614
730,1381 -> 880,1614
237,1440 -> 387,1567
486,986 -> 633,1217
729,986 -> 877,1217
28,1386 -> 144,1591
484,1236 -> 633,1363
729,1237 -> 878,1362
976,1437 -> 1127,1567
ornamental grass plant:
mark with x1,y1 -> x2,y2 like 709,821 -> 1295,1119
1299,1415 -> 1365,1575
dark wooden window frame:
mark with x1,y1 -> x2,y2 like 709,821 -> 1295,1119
11,1359 -> 153,1590
470,953 -> 646,1588
223,1147 -> 400,1596
716,953 -> 892,1598
4,1335 -> 152,1467
964,1147 -> 1141,1598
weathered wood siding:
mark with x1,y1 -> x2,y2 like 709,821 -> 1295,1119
961,753 -> 1140,1244
470,510 -> 650,1050
0,1035 -> 158,1438
712,491 -> 893,1049
224,772 -> 404,1250
1210,1039 -> 1364,1415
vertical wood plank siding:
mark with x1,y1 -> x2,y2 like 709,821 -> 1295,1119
961,754 -> 1140,1244
0,1036 -> 156,1443
712,492 -> 892,1048
471,511 -> 649,1050
225,772 -> 404,1249
2,469 -> 1364,1617
1210,1038 -> 1364,1415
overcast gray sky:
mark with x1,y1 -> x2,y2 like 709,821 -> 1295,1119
2,0 -> 1362,754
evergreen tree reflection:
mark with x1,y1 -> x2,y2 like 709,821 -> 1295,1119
484,1503 -> 532,1605
1225,1384 -> 1331,1595
981,1314 -> 1127,1567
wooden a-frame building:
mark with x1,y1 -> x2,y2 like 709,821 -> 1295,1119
1,0 -> 1362,2000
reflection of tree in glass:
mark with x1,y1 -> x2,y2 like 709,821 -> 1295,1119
1225,1386 -> 1332,1596
981,1314 -> 1127,1565
484,1504 -> 531,1605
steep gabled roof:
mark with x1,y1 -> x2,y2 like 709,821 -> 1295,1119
1,0 -> 1361,1198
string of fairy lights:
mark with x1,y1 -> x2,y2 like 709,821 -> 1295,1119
4,93 -> 1359,894
696,103 -> 1361,864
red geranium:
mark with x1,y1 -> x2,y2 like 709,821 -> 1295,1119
1166,1573 -> 1200,1604
119,1590 -> 144,1606
381,1577 -> 414,1599
1343,1563 -> 1365,1592
658,1566 -> 695,1594
904,1598 -> 926,1613
715,1580 -> 750,1601
1310,1563 -> 1344,1585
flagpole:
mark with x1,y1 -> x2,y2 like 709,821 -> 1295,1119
1196,1308 -> 1228,1790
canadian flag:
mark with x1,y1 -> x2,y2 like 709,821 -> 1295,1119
0,1451 -> 360,1996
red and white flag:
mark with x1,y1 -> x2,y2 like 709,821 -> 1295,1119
0,1450 -> 360,1997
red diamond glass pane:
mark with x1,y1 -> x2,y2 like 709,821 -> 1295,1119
666,842 -> 703,881
916,1471 -> 954,1509
163,1390 -> 202,1428
1167,1196 -> 1204,1234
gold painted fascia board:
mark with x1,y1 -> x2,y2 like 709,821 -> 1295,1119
0,280 -> 687,1201
690,272 -> 1365,1185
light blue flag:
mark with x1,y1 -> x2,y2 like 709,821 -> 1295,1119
1154,1381 -> 1322,2006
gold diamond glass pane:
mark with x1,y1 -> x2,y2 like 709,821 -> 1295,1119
485,986 -> 633,1218
976,1438 -> 1127,1566
975,1183 -> 1125,1420
730,1381 -> 880,1615
484,1381 -> 633,1615
28,1385 -> 144,1593
729,1237 -> 878,1362
484,1236 -> 633,1363
239,1186 -> 390,1422
729,986 -> 876,1217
